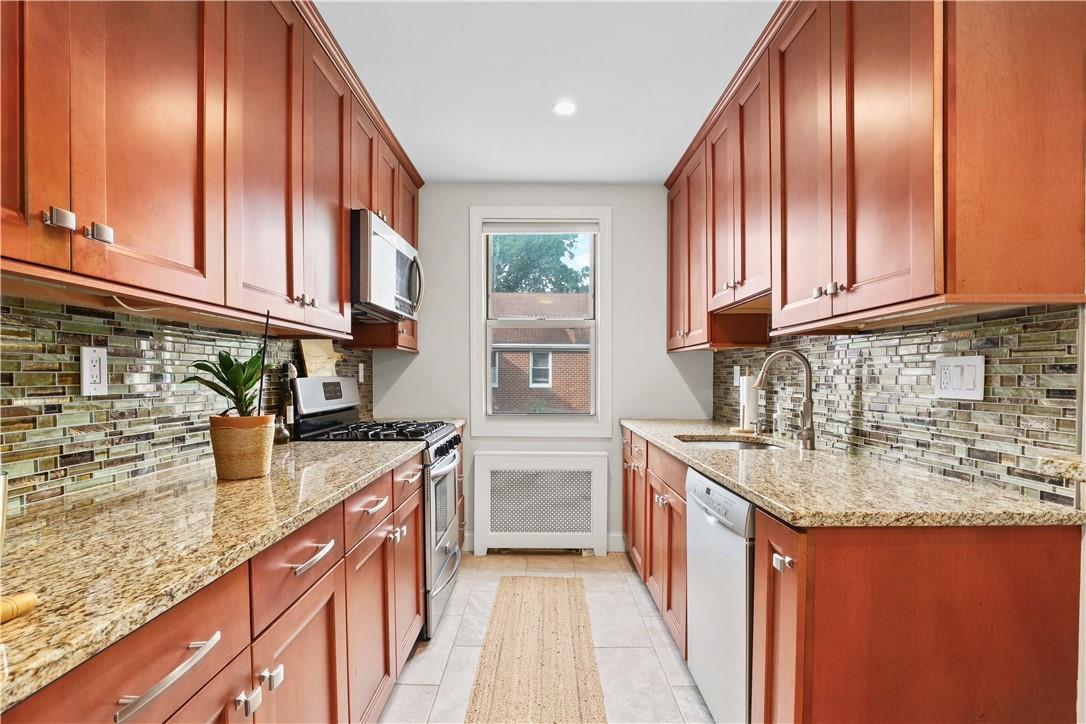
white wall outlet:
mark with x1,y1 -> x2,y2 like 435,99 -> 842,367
80,346 -> 108,396
733,365 -> 741,386
934,355 -> 984,401
358,362 -> 365,383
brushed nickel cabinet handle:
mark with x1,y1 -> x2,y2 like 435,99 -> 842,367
42,206 -> 77,231
293,294 -> 308,305
826,281 -> 845,295
358,496 -> 390,516
398,470 -> 423,486
259,664 -> 285,691
811,285 -> 825,299
308,297 -> 319,308
84,221 -> 114,244
772,553 -> 795,573
290,540 -> 335,576
235,685 -> 263,717
114,631 -> 222,723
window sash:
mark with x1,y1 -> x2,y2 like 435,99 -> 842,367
485,231 -> 598,321
485,322 -> 596,416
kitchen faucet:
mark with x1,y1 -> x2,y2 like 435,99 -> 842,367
752,349 -> 816,450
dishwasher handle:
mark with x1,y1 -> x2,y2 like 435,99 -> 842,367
690,493 -> 734,529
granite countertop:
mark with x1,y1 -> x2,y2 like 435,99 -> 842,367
622,418 -> 1086,528
0,439 -> 424,711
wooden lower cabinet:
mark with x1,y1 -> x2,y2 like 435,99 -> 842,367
252,560 -> 349,724
751,511 -> 1082,722
622,458 -> 647,578
345,514 -> 397,724
392,489 -> 426,674
167,649 -> 256,724
645,470 -> 669,609
660,485 -> 687,658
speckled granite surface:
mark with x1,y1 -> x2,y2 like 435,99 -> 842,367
622,419 -> 1086,528
0,439 -> 423,711
1039,454 -> 1086,484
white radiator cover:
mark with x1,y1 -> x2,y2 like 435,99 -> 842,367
473,452 -> 608,556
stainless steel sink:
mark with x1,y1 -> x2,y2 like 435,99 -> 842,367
674,435 -> 785,451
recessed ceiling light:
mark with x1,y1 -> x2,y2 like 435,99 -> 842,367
552,100 -> 577,116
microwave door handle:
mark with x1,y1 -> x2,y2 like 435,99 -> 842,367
412,256 -> 426,314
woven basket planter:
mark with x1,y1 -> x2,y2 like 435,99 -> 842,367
209,414 -> 275,480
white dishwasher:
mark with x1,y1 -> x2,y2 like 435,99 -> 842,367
685,468 -> 755,724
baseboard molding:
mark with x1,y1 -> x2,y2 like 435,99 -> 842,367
608,532 -> 626,552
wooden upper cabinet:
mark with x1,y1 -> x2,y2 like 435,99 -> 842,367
666,180 -> 688,350
373,135 -> 398,227
351,98 -> 378,212
770,1 -> 835,329
682,145 -> 710,347
302,29 -> 351,333
708,52 -> 771,311
751,510 -> 808,724
828,0 -> 938,315
225,0 -> 305,322
1,1 -> 72,270
67,1 -> 225,302
396,168 -> 419,247
252,562 -> 349,724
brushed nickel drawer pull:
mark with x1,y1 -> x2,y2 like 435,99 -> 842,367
290,540 -> 335,576
358,496 -> 390,516
398,470 -> 423,486
259,664 -> 285,691
84,221 -> 114,244
114,630 -> 222,723
234,685 -> 263,717
772,553 -> 795,573
42,206 -> 77,231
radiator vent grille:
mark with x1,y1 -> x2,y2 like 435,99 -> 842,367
489,469 -> 592,533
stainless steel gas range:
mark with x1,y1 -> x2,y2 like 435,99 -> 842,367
292,376 -> 463,639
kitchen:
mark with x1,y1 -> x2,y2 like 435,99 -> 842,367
1,0 -> 1085,722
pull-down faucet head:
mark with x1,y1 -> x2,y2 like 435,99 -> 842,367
752,349 -> 816,450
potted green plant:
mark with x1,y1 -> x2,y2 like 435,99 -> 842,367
183,349 -> 275,480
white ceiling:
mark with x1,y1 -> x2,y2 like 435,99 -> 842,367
318,1 -> 779,183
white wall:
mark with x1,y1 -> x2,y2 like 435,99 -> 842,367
373,183 -> 712,545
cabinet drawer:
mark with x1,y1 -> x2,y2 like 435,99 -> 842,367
647,443 -> 686,498
344,471 -> 394,550
251,504 -> 344,634
391,454 -> 424,509
629,433 -> 647,467
167,647 -> 254,724
6,565 -> 250,723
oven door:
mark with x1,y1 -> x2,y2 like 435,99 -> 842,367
424,448 -> 461,638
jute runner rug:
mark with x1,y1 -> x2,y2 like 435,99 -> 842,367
465,575 -> 608,723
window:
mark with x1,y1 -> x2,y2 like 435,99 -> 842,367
469,206 -> 612,438
529,351 -> 552,388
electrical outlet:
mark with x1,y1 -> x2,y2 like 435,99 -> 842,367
934,355 -> 984,401
80,347 -> 108,396
357,362 -> 365,383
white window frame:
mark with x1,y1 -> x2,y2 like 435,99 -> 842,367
491,351 -> 499,388
529,351 -> 552,388
469,206 -> 613,438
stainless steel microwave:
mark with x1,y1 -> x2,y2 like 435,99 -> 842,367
350,209 -> 424,322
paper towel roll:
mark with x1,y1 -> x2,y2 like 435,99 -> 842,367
738,376 -> 760,430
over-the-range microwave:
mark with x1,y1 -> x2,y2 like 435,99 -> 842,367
350,208 -> 424,322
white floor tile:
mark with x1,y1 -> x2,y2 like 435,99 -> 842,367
672,686 -> 715,723
644,616 -> 695,687
595,647 -> 684,724
377,684 -> 437,724
524,554 -> 577,572
586,589 -> 651,647
453,589 -> 496,646
625,573 -> 661,617
399,614 -> 462,686
428,646 -> 482,723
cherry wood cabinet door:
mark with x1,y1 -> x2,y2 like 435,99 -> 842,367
252,561 -> 349,724
828,0 -> 938,315
392,489 -> 425,674
732,51 -> 773,304
302,29 -> 351,333
752,511 -> 808,724
645,471 -> 669,610
707,103 -> 738,311
1,0 -> 72,269
770,1 -> 834,329
666,181 -> 688,350
225,0 -> 305,322
166,648 -> 254,724
682,144 -> 710,347
68,1 -> 225,302
351,97 -> 378,212
662,486 -> 687,658
395,168 -> 419,246
623,460 -> 647,579
345,514 -> 397,724
372,135 -> 398,227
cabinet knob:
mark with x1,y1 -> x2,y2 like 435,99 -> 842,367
293,294 -> 308,305
83,221 -> 115,244
811,285 -> 825,299
772,553 -> 795,572
733,279 -> 742,287
308,297 -> 319,308
723,281 -> 734,290
41,206 -> 77,231
259,664 -> 285,692
235,685 -> 263,717
826,281 -> 845,296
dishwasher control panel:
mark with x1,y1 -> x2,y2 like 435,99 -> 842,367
686,469 -> 755,538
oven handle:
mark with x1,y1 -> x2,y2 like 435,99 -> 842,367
429,448 -> 460,479
431,542 -> 462,598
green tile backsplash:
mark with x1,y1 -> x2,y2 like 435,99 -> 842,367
1,297 -> 373,507
714,305 -> 1081,503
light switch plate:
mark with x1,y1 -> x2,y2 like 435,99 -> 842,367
934,355 -> 984,401
80,346 -> 108,396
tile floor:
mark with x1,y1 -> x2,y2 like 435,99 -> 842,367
378,552 -> 714,724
